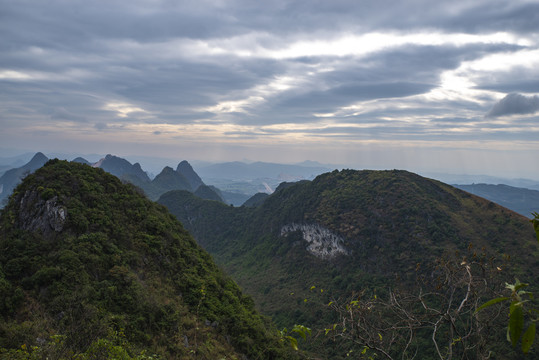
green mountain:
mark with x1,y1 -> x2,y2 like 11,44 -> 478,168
159,169 -> 539,358
72,157 -> 91,165
242,192 -> 269,207
0,160 -> 297,359
194,185 -> 224,202
146,166 -> 193,199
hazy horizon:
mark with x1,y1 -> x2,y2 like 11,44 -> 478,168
2,148 -> 539,185
1,1 -> 538,179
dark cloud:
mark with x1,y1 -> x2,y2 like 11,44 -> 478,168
486,93 -> 539,118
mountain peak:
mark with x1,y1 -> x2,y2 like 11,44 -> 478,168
30,152 -> 47,162
72,157 -> 89,165
176,160 -> 204,190
95,154 -> 150,183
0,160 -> 296,359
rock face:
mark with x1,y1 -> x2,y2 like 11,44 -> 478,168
280,223 -> 349,259
18,190 -> 67,235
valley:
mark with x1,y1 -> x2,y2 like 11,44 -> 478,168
0,154 -> 538,358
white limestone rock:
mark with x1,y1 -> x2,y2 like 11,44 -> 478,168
281,223 -> 349,259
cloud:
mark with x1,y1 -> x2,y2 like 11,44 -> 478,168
94,123 -> 109,131
486,93 -> 539,118
1,0 -> 539,178
51,107 -> 86,122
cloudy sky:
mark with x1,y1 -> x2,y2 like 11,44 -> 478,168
1,0 -> 538,177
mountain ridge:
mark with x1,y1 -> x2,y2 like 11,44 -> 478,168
159,169 -> 538,357
0,160 -> 297,359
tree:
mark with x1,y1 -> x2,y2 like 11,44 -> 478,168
477,212 -> 539,355
324,251 -> 513,359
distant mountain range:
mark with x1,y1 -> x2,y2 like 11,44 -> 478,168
423,171 -> 539,191
454,183 -> 539,218
195,160 -> 331,181
0,153 -> 224,206
1,152 -> 538,216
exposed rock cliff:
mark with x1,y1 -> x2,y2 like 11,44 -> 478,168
18,190 -> 67,235
281,223 -> 349,259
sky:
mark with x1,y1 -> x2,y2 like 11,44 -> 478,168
1,0 -> 538,178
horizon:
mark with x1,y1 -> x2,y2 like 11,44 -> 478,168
2,149 -> 539,184
1,1 -> 538,179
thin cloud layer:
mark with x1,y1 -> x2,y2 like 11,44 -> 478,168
0,0 -> 538,177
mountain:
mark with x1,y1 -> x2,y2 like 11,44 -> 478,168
423,171 -> 539,191
242,192 -> 269,207
455,183 -> 539,218
90,156 -> 220,203
194,161 -> 332,206
93,154 -> 150,183
146,166 -> 192,199
220,190 -> 251,206
177,160 -> 204,190
159,169 -> 538,358
194,184 -> 224,202
71,157 -> 90,165
140,162 -> 222,202
0,160 -> 297,359
0,152 -> 49,206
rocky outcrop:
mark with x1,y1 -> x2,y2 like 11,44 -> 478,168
280,223 -> 349,259
18,190 -> 67,235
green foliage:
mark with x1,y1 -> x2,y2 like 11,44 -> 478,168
532,212 -> 539,242
279,325 -> 311,351
0,332 -> 160,359
0,160 -> 297,359
478,279 -> 537,354
160,169 -> 538,358
477,212 -> 539,355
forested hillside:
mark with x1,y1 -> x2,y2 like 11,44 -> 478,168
159,169 -> 539,359
0,160 -> 297,359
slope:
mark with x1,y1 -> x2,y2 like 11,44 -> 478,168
177,160 -> 204,191
0,160 -> 297,360
455,183 -> 539,218
159,169 -> 539,358
0,152 -> 48,206
94,154 -> 150,183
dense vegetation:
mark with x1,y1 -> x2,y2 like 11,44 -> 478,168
159,169 -> 539,358
0,160 -> 297,359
